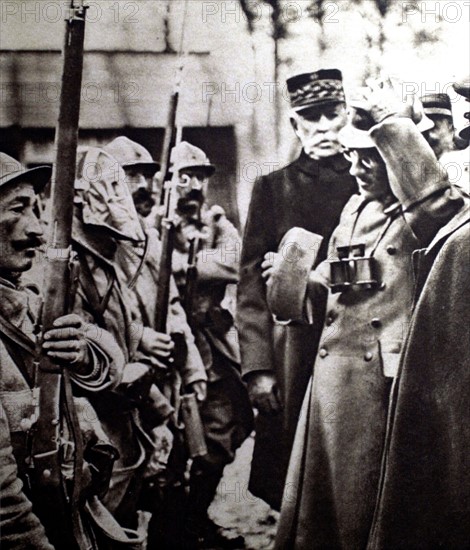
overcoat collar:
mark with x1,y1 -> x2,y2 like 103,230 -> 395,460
349,192 -> 399,215
296,150 -> 350,177
425,200 -> 470,257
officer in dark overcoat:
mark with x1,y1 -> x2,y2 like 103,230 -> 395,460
236,69 -> 357,509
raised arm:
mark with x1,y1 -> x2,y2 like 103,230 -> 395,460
371,117 -> 464,244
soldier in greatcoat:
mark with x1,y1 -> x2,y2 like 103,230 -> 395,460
237,69 -> 357,509
102,137 -> 207,407
0,153 -> 125,548
170,142 -> 253,548
264,80 -> 465,549
102,137 -> 210,546
71,146 -> 187,531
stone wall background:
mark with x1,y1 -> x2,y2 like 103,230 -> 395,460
1,0 -> 468,224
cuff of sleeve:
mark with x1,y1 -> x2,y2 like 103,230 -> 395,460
71,341 -> 111,391
241,363 -> 274,379
243,369 -> 275,384
182,369 -> 208,387
82,324 -> 125,388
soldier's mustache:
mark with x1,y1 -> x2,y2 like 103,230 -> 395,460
177,190 -> 204,216
183,189 -> 204,202
12,236 -> 43,251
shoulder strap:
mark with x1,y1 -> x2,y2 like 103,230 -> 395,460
0,315 -> 36,387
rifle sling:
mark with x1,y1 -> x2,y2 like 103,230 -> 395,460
0,315 -> 36,387
127,223 -> 150,291
62,368 -> 87,546
77,249 -> 116,327
76,245 -> 136,361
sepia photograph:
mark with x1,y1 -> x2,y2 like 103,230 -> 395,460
0,1 -> 469,548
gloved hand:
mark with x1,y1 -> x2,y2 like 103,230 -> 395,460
247,372 -> 282,415
353,76 -> 421,125
203,205 -> 239,246
174,219 -> 209,253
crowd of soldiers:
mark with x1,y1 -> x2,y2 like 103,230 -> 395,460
0,67 -> 469,550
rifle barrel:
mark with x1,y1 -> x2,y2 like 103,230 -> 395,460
31,3 -> 87,547
34,0 -> 86,461
158,91 -> 179,188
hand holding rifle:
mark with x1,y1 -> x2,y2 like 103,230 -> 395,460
42,314 -> 91,374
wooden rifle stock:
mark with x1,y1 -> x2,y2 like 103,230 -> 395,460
31,2 -> 88,548
183,236 -> 199,328
154,212 -> 175,334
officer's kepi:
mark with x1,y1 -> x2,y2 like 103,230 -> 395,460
420,93 -> 453,119
452,77 -> 470,141
286,68 -> 346,114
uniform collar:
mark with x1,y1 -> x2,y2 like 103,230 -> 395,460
350,193 -> 399,215
297,149 -> 351,175
425,200 -> 470,257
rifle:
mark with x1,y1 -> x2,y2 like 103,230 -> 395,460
155,0 -> 187,211
154,108 -> 208,459
30,2 -> 89,548
182,235 -> 200,330
156,90 -> 179,194
154,99 -> 180,335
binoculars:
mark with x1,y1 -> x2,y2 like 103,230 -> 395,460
328,243 -> 379,293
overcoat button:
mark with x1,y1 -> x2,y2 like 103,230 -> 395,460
386,245 -> 397,255
364,352 -> 373,361
370,318 -> 381,328
379,282 -> 387,290
319,348 -> 328,358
